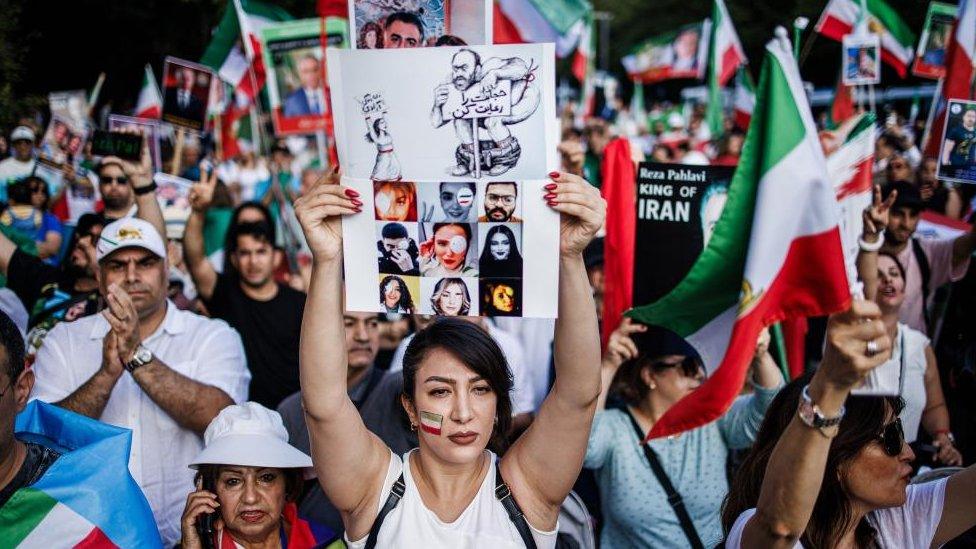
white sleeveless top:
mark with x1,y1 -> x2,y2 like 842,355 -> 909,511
345,449 -> 558,549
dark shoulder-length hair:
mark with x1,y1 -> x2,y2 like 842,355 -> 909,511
401,317 -> 513,454
380,275 -> 414,313
478,225 -> 522,277
722,372 -> 904,548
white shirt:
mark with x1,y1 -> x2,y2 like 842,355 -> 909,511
492,318 -> 555,410
389,324 -> 535,415
0,157 -> 35,195
345,450 -> 557,549
30,301 -> 250,547
725,478 -> 947,549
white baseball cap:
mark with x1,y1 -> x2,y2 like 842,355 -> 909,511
189,402 -> 312,470
96,218 -> 167,262
10,126 -> 35,143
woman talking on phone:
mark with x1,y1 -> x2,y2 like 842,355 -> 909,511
294,170 -> 605,548
179,403 -> 339,549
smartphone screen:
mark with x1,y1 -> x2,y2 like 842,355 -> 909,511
91,130 -> 142,161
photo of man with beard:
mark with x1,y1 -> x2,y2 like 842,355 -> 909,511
478,181 -> 520,222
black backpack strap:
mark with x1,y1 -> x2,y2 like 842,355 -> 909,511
911,238 -> 932,332
494,464 -> 539,549
624,409 -> 705,549
363,472 -> 406,549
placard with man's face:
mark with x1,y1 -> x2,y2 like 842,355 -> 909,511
161,57 -> 214,132
937,99 -> 976,184
349,0 -> 491,49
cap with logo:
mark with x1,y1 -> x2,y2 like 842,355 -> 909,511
10,126 -> 35,143
96,217 -> 167,262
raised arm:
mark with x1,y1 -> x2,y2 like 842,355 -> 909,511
185,168 -> 219,300
920,346 -> 962,466
856,185 -> 895,301
951,223 -> 976,267
740,301 -> 891,548
934,463 -> 976,546
293,172 -> 391,537
107,132 -> 166,239
504,172 -> 606,515
596,317 -> 645,410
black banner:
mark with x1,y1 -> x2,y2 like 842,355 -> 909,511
632,162 -> 734,306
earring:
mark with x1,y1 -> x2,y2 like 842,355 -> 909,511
410,423 -> 417,432
649,383 -> 657,390
494,416 -> 499,425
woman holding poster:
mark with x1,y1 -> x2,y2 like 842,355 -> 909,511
293,170 -> 605,548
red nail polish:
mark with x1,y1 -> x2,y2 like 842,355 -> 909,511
548,171 -> 560,179
351,198 -> 363,206
345,188 -> 360,198
544,183 -> 557,191
547,200 -> 558,206
544,193 -> 556,200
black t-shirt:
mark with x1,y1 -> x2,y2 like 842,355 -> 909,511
0,441 -> 61,508
204,273 -> 305,408
7,249 -> 100,330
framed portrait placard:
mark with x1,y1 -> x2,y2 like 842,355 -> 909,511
842,34 -> 881,86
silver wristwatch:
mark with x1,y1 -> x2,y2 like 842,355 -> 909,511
124,345 -> 154,373
798,384 -> 845,437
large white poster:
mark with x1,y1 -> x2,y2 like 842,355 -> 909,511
327,43 -> 558,181
341,176 -> 560,317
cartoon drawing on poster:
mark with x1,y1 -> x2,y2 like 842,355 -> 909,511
432,49 -> 540,178
341,175 -> 558,317
328,43 -> 556,182
359,92 -> 402,180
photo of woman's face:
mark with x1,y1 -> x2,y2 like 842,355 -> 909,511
374,182 -> 415,221
383,281 -> 401,307
438,282 -> 466,316
434,225 -> 468,271
489,232 -> 510,261
492,284 -> 515,313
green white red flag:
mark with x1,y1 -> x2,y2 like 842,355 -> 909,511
924,0 -> 976,157
628,29 -> 851,439
706,0 -> 748,137
732,67 -> 755,131
814,0 -> 915,77
134,64 -> 162,119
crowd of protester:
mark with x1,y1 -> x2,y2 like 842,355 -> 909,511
0,86 -> 975,549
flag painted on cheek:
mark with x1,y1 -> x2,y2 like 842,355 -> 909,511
420,411 -> 444,436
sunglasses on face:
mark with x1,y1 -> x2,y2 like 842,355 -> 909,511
99,175 -> 129,185
649,356 -> 703,378
877,418 -> 905,457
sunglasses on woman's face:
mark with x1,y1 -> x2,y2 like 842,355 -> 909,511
650,356 -> 703,379
877,418 -> 905,457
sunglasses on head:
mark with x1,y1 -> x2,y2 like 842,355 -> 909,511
99,175 -> 128,185
877,418 -> 905,457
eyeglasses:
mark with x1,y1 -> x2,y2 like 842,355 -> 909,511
649,356 -> 703,378
99,175 -> 129,185
485,193 -> 517,206
877,418 -> 905,457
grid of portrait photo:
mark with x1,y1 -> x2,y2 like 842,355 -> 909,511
372,180 -> 526,317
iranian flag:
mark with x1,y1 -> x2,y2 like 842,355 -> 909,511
1,401 -> 161,548
827,113 -> 876,282
924,0 -> 976,157
134,64 -> 162,119
706,0 -> 747,136
628,29 -> 851,439
200,0 -> 292,103
732,67 -> 756,131
494,0 -> 591,57
571,16 -> 594,82
814,0 -> 915,77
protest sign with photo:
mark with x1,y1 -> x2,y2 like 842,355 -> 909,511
340,175 -> 558,317
937,99 -> 976,184
108,115 -> 163,173
842,34 -> 881,86
349,0 -> 491,49
328,43 -> 557,181
39,115 -> 88,169
912,2 -> 955,80
48,90 -> 89,129
262,18 -> 348,136
161,57 -> 214,132
632,162 -> 733,306
621,21 -> 711,84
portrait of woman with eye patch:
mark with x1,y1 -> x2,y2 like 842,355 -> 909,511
477,224 -> 522,278
419,223 -> 478,277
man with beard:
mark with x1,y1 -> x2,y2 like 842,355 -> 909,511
478,181 -> 520,222
98,158 -> 137,221
431,48 -> 540,176
183,168 -> 306,408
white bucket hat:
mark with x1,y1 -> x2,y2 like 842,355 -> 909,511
189,402 -> 312,471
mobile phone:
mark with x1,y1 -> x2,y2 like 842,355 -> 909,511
196,472 -> 217,549
90,130 -> 142,161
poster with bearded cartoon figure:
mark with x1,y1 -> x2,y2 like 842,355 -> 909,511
340,175 -> 558,317
327,43 -> 557,182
